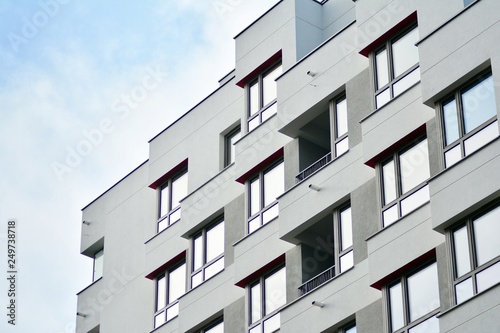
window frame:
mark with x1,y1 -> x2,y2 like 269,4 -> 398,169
378,136 -> 430,227
247,159 -> 284,234
372,24 -> 420,109
385,261 -> 440,333
92,249 -> 104,282
438,71 -> 498,168
248,265 -> 286,333
191,216 -> 225,288
198,317 -> 224,333
330,94 -> 349,158
157,168 -> 188,233
334,204 -> 354,274
247,61 -> 282,132
448,202 -> 500,305
340,322 -> 357,333
224,125 -> 241,167
154,260 -> 187,328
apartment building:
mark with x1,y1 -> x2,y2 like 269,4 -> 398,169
75,0 -> 500,332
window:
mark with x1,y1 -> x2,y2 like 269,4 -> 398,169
158,169 -> 188,232
224,126 -> 241,167
199,319 -> 224,333
247,62 -> 282,132
374,25 -> 420,108
380,138 -> 430,227
387,262 -> 440,333
341,323 -> 357,333
93,249 -> 104,282
450,203 -> 500,305
440,72 -> 498,168
337,205 -> 354,273
192,217 -> 225,288
154,261 -> 186,328
249,266 -> 286,333
331,95 -> 349,158
248,160 -> 284,234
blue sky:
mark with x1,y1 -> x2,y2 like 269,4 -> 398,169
0,1 -> 278,332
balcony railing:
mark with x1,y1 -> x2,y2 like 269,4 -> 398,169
295,152 -> 332,183
298,266 -> 335,296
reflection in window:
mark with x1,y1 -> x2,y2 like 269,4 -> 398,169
441,72 -> 498,168
154,261 -> 186,328
247,63 -> 282,132
192,217 -> 225,288
450,204 -> 500,304
387,262 -> 440,333
380,138 -> 430,227
248,160 -> 284,234
158,170 -> 188,232
374,26 -> 420,108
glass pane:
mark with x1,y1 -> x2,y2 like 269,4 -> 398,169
340,250 -> 354,272
158,219 -> 168,233
168,263 -> 186,303
389,282 -> 405,332
445,145 -> 462,168
263,65 -> 282,107
464,0 -> 476,6
228,129 -> 241,164
393,67 -> 420,97
249,324 -> 261,333
263,312 -> 280,333
336,97 -> 348,137
407,263 -> 440,322
464,120 -> 499,156
171,172 -> 188,209
382,160 -> 397,204
160,184 -> 170,217
154,311 -> 165,328
166,302 -> 179,321
191,271 -> 203,289
263,162 -> 284,207
462,75 -> 496,134
346,325 -> 357,333
251,283 -> 262,323
205,257 -> 224,280
473,206 -> 500,266
169,207 -> 181,225
453,226 -> 471,278
157,275 -> 167,310
340,207 -> 353,250
262,101 -> 278,122
443,99 -> 460,145
207,221 -> 225,262
250,178 -> 261,216
263,202 -> 279,224
248,215 -> 261,234
376,88 -> 391,108
376,48 -> 389,89
400,140 -> 430,194
335,137 -> 349,157
193,234 -> 203,270
249,81 -> 260,116
392,27 -> 419,78
455,277 -> 474,304
400,184 -> 429,217
207,321 -> 224,333
383,205 -> 399,227
476,261 -> 500,293
408,315 -> 439,333
93,249 -> 104,281
265,267 -> 286,315
248,116 -> 260,132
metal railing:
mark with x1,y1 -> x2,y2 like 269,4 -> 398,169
295,152 -> 332,183
298,266 -> 335,296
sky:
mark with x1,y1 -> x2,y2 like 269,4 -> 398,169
0,1 -> 278,332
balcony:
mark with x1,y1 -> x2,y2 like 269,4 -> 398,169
296,153 -> 332,183
298,266 -> 335,296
